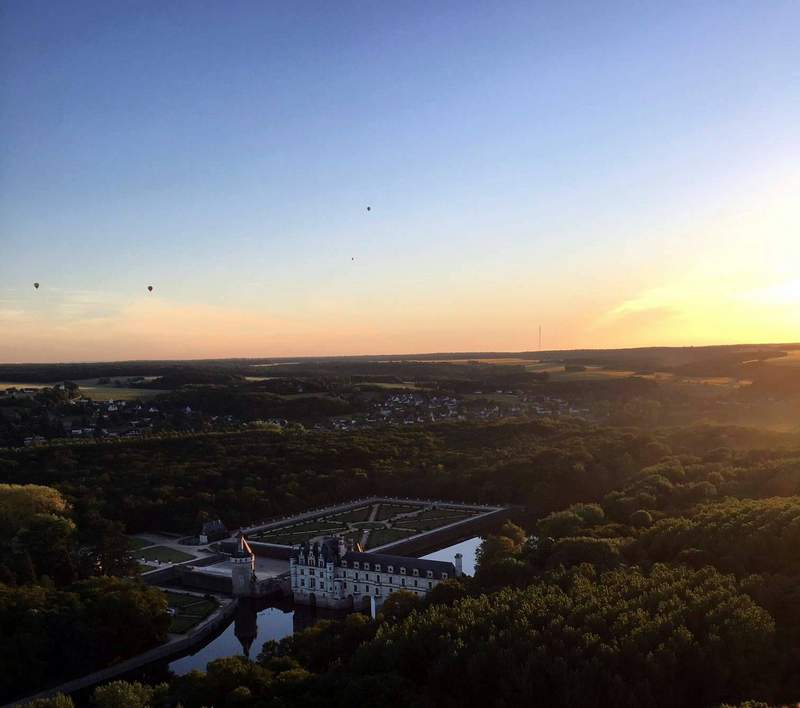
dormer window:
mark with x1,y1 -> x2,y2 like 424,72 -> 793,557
400,567 -> 406,575
426,570 -> 433,578
387,565 -> 394,573
442,572 -> 448,580
364,563 -> 370,571
375,564 -> 381,573
353,562 -> 360,569
412,568 -> 419,577
342,561 -> 348,568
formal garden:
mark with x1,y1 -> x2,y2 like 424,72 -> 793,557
250,501 -> 482,550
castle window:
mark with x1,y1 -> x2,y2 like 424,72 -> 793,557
400,567 -> 406,575
309,569 -> 315,576
414,579 -> 418,587
375,564 -> 381,573
442,573 -> 448,580
412,569 -> 419,577
355,571 -> 359,579
401,577 -> 406,586
388,565 -> 394,573
364,563 -> 370,571
388,576 -> 393,584
353,562 -> 360,569
375,587 -> 381,596
342,561 -> 348,568
318,560 -> 324,567
428,581 -> 433,589
426,570 -> 433,578
300,569 -> 304,575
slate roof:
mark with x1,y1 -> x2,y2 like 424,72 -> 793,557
342,551 -> 455,577
230,530 -> 254,558
292,536 -> 456,578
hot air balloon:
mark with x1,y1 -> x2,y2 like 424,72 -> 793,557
33,283 -> 39,290
147,286 -> 153,292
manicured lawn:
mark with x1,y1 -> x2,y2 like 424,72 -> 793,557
164,591 -> 219,634
256,525 -> 346,545
375,503 -> 422,521
282,520 -> 349,534
128,536 -> 155,550
415,507 -> 478,522
331,506 -> 373,523
138,546 -> 195,563
366,527 -> 418,548
396,515 -> 472,532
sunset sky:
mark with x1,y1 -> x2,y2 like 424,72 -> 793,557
2,1 -> 800,363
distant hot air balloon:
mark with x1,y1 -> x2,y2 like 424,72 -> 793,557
33,282 -> 39,290
147,285 -> 153,292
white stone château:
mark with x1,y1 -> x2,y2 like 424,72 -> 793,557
290,536 -> 462,610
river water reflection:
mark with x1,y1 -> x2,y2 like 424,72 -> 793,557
164,535 -> 482,675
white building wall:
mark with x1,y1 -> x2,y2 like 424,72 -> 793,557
290,555 -> 447,608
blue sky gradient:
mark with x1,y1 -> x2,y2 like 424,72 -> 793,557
2,1 -> 799,361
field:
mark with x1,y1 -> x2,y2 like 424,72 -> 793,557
409,358 -> 538,366
72,378 -> 166,401
251,500 -> 484,550
164,591 -> 219,634
0,382 -> 50,390
138,545 -> 195,564
764,351 -> 800,368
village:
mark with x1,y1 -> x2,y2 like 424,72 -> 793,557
0,381 -> 588,448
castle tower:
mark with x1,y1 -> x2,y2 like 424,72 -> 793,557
455,552 -> 463,578
231,530 -> 255,596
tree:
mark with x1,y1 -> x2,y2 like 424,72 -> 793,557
92,681 -> 167,708
0,484 -> 69,533
13,514 -> 77,585
378,590 -> 420,624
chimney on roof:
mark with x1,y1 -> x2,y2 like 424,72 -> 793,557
455,553 -> 463,578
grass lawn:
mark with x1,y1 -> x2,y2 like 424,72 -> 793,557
282,520 -> 350,534
366,527 -> 418,549
375,503 -> 422,521
256,527 -> 345,545
164,591 -> 219,634
331,506 -> 374,523
138,546 -> 195,563
416,507 -> 478,521
128,536 -> 155,550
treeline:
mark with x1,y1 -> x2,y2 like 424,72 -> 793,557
0,420 -> 796,534
158,386 -> 357,422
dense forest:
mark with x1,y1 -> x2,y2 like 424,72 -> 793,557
0,484 -> 169,702
4,413 -> 800,705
